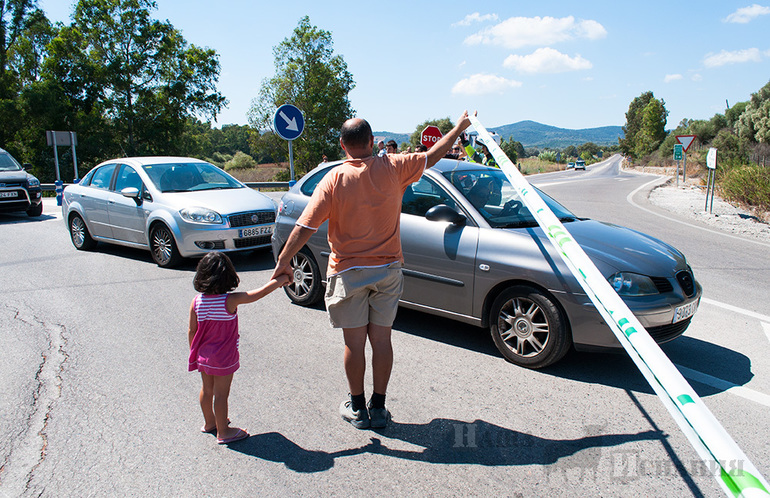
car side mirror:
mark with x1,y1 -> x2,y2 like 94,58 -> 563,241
426,204 -> 466,226
121,187 -> 142,205
23,163 -> 32,170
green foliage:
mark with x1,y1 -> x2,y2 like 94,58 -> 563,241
737,80 -> 770,144
719,163 -> 770,211
619,91 -> 668,159
726,101 -> 748,127
500,137 -> 521,163
538,150 -> 558,162
223,151 -> 257,171
248,16 -> 354,175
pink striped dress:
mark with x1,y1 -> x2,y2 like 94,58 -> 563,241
188,293 -> 240,376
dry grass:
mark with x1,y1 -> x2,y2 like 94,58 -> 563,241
229,163 -> 287,183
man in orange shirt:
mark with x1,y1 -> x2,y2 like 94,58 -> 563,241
272,111 -> 472,429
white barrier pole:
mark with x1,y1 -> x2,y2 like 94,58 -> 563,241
470,116 -> 769,497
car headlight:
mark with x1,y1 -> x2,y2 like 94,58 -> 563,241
27,177 -> 40,187
180,207 -> 223,224
608,272 -> 659,296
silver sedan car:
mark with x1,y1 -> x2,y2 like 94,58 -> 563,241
62,157 -> 276,267
271,159 -> 702,368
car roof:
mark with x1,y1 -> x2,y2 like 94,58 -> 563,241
97,156 -> 210,167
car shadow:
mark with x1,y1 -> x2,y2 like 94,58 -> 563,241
0,212 -> 56,224
393,306 -> 754,398
76,244 -> 277,271
227,418 -> 664,474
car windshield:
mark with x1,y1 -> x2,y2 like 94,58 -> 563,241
0,152 -> 23,172
442,168 -> 578,228
142,162 -> 244,193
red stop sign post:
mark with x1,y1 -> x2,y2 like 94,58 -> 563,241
420,125 -> 443,149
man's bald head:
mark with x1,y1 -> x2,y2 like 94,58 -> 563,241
340,118 -> 373,149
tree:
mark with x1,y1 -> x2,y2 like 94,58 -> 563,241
500,137 -> 522,163
619,91 -> 668,158
45,0 -> 226,156
736,80 -> 770,144
248,16 -> 355,175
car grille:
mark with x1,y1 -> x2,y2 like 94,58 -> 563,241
650,277 -> 673,293
676,269 -> 696,297
234,235 -> 272,248
647,317 -> 691,343
228,210 -> 275,228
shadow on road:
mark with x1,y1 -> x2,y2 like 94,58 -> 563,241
228,418 -> 664,475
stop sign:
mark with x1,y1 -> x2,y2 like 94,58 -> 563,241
420,125 -> 443,149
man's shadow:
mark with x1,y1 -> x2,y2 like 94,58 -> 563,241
228,418 -> 663,473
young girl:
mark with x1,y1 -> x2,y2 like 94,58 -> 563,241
188,252 -> 289,444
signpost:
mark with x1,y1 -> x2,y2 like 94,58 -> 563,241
705,147 -> 717,213
420,125 -> 442,149
46,130 -> 79,205
273,104 -> 305,183
675,135 -> 696,183
673,144 -> 684,186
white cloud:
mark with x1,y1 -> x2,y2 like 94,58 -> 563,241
453,12 -> 499,27
691,73 -> 703,81
451,74 -> 522,95
723,4 -> 770,23
503,47 -> 592,73
464,15 -> 607,49
664,74 -> 683,83
703,48 -> 762,67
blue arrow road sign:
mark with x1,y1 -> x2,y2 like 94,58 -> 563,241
273,104 -> 305,141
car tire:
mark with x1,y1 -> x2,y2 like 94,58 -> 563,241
26,203 -> 43,217
489,285 -> 571,368
150,223 -> 182,268
284,246 -> 323,306
69,213 -> 97,250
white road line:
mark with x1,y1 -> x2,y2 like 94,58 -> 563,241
675,364 -> 770,408
702,297 -> 770,323
763,322 -> 770,343
627,177 -> 770,248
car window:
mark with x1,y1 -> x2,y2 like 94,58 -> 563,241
402,177 -> 456,217
443,168 -> 576,228
79,168 -> 96,186
300,164 -> 335,196
90,164 -> 117,190
0,152 -> 23,172
144,162 -> 242,193
114,165 -> 143,192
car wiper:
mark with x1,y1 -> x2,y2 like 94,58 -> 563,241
559,216 -> 578,223
499,220 -> 540,228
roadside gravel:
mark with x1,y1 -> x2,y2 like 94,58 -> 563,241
648,178 -> 770,243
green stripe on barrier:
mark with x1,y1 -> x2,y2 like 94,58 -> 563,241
469,115 -> 769,497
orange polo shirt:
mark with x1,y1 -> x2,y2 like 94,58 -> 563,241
297,153 -> 427,276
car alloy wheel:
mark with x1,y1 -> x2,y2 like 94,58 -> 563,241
150,224 -> 181,268
490,285 -> 571,368
69,213 -> 96,250
284,246 -> 323,306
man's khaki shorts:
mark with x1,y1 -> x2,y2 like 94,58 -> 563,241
324,262 -> 404,329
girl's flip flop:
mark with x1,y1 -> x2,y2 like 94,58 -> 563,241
217,429 -> 249,444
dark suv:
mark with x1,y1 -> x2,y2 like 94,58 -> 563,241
0,148 -> 43,217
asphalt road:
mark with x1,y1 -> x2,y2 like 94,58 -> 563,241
1,160 -> 768,497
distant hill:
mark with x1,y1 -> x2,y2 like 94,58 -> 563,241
375,121 -> 623,150
491,120 -> 623,148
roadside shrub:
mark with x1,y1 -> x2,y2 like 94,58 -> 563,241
719,163 -> 770,211
224,151 -> 257,171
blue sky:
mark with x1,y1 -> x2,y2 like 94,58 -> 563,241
41,1 -> 770,134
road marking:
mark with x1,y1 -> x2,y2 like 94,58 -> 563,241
627,177 -> 770,248
675,364 -> 770,408
763,322 -> 770,344
702,297 -> 770,323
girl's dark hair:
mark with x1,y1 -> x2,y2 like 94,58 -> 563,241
193,252 -> 239,294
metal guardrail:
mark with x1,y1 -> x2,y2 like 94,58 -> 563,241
41,181 -> 290,192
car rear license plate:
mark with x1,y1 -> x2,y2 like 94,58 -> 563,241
673,300 -> 698,323
0,191 -> 17,198
238,225 -> 274,238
